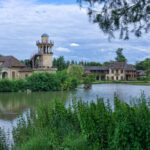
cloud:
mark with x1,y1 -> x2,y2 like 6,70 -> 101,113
70,43 -> 80,47
0,0 -> 150,63
56,47 -> 71,52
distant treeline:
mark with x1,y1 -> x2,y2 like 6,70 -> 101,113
21,56 -> 150,74
21,56 -> 110,71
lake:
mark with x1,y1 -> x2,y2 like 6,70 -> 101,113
0,84 -> 150,144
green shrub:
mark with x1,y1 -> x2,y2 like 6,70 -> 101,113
0,79 -> 13,92
138,76 -> 150,81
88,74 -> 96,82
0,71 -> 79,92
13,79 -> 27,92
12,94 -> 150,150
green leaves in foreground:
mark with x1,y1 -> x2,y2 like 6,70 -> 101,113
0,128 -> 8,150
12,94 -> 150,150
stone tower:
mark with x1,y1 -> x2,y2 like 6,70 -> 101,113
36,33 -> 54,68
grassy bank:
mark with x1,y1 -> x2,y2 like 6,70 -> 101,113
11,94 -> 150,150
93,80 -> 150,85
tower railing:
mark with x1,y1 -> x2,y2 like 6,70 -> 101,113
36,40 -> 54,45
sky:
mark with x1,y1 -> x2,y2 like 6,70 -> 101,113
0,0 -> 150,64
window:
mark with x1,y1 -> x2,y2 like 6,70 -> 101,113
121,76 -> 123,80
112,70 -> 114,74
12,71 -> 15,79
121,70 -> 123,74
116,76 -> 118,80
96,76 -> 99,80
116,70 -> 118,74
111,76 -> 114,80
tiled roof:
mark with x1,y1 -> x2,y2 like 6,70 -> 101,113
109,62 -> 126,69
137,70 -> 146,76
19,67 -> 33,72
0,56 -> 26,68
84,66 -> 109,71
84,62 -> 136,71
109,62 -> 136,71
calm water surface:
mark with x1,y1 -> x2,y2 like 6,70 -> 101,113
0,84 -> 150,144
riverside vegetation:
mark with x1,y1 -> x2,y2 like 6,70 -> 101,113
0,94 -> 148,149
0,70 -> 79,92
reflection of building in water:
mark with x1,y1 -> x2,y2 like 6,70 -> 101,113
0,33 -> 57,80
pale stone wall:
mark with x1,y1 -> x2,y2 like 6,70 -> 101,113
39,54 -> 53,68
1,68 -> 11,79
106,69 -> 125,81
33,68 -> 57,74
10,68 -> 20,79
0,68 -> 32,80
19,72 -> 32,79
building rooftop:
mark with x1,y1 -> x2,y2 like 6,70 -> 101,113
84,62 -> 136,71
0,56 -> 26,68
84,66 -> 109,71
137,70 -> 146,76
109,62 -> 136,71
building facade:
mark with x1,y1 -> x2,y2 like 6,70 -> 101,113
0,56 -> 32,80
84,62 -> 137,81
0,33 -> 57,80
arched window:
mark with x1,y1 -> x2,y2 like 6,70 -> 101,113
2,72 -> 8,79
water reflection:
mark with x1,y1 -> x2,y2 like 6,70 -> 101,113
0,91 -> 69,121
0,84 -> 150,122
0,84 -> 150,147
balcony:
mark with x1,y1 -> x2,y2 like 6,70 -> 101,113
36,40 -> 54,45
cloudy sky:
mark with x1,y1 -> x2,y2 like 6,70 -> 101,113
0,0 -> 150,64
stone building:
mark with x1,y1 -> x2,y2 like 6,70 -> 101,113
0,33 -> 57,80
137,70 -> 147,79
84,62 -> 137,81
0,56 -> 32,80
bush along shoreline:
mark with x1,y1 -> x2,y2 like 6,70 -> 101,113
0,71 -> 78,92
10,94 -> 150,150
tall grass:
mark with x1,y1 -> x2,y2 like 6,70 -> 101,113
12,94 -> 150,150
0,128 -> 8,150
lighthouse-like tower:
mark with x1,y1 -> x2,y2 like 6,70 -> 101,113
36,33 -> 54,68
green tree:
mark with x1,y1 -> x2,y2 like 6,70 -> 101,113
21,59 -> 31,67
136,58 -> 150,75
103,61 -> 110,66
68,65 -> 83,82
78,0 -> 150,39
85,62 -> 102,66
115,48 -> 127,62
53,56 -> 68,71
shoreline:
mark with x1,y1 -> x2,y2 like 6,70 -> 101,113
92,81 -> 150,86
